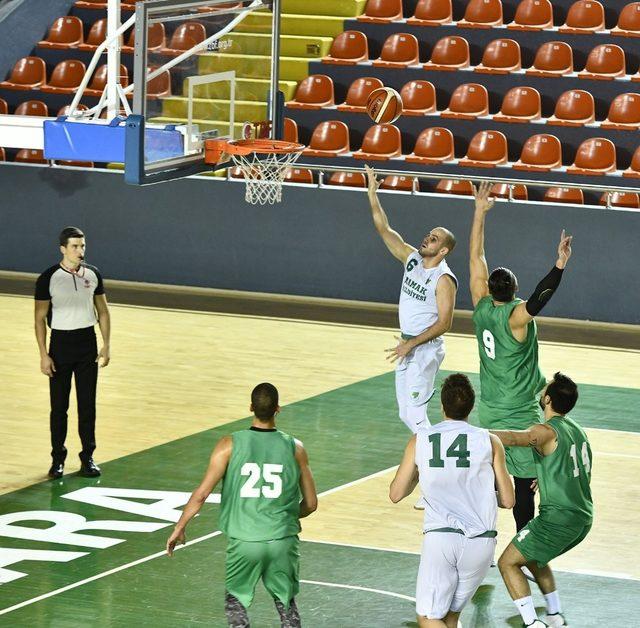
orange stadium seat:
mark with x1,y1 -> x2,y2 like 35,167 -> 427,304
146,68 -> 172,99
602,93 -> 640,129
229,166 -> 244,179
491,183 -> 528,199
380,175 -> 416,191
55,160 -> 95,167
578,45 -> 627,80
74,0 -> 109,8
162,22 -> 206,55
15,149 -> 48,164
612,2 -> 640,37
407,0 -> 453,25
284,168 -> 314,184
0,148 -> 5,161
526,41 -> 573,77
405,127 -> 455,164
400,80 -> 437,115
303,121 -> 350,157
57,104 -> 89,116
0,57 -> 47,90
14,100 -> 48,116
544,187 -> 584,204
457,0 -> 504,28
507,0 -> 554,30
84,64 -> 129,97
567,138 -> 617,175
41,60 -> 86,95
475,39 -> 522,74
559,0 -> 605,34
423,36 -> 470,71
513,134 -> 562,171
38,16 -> 84,49
287,75 -> 335,109
373,33 -> 420,68
623,145 -> 640,177
459,130 -> 508,167
493,86 -> 541,123
599,191 -> 640,208
322,31 -> 369,65
0,98 -> 7,114
327,171 -> 366,187
122,23 -> 166,53
284,117 -> 298,143
78,18 -> 108,52
441,83 -> 489,119
336,77 -> 384,112
547,90 -> 595,126
353,124 -> 402,160
436,179 -> 474,195
358,0 -> 403,23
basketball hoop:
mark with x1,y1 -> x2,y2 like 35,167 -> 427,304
205,138 -> 305,205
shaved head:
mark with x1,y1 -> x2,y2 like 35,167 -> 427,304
434,227 -> 456,255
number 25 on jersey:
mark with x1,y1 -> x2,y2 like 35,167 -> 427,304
240,463 -> 283,498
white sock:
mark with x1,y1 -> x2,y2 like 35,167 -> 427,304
514,596 -> 538,625
544,590 -> 562,615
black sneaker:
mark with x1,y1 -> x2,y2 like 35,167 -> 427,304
48,462 -> 64,479
79,459 -> 101,477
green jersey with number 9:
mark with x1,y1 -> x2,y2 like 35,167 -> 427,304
219,429 -> 301,541
534,416 -> 593,523
472,296 -> 546,420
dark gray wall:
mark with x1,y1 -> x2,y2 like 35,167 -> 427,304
0,164 -> 639,324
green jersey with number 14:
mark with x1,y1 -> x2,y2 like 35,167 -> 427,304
219,428 -> 301,542
534,416 -> 593,523
473,296 -> 546,412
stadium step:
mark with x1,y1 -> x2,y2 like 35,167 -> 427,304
183,77 -> 297,102
149,116 -> 248,137
282,0 -> 367,18
162,97 -> 266,122
219,32 -> 333,58
198,53 -> 310,82
237,13 -> 348,38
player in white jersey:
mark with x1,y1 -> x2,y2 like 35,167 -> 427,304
390,374 -> 515,627
366,165 -> 458,433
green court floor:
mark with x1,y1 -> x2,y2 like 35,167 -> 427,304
1,371 -> 638,626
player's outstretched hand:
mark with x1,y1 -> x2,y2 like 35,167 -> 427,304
364,164 -> 380,196
166,527 -> 186,557
385,336 -> 413,364
472,180 -> 495,214
556,229 -> 573,269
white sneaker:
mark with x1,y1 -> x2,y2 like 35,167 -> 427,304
545,613 -> 567,627
521,566 -> 536,582
524,621 -> 548,627
413,496 -> 426,510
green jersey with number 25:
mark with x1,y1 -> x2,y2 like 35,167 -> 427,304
472,296 -> 546,410
219,429 -> 301,542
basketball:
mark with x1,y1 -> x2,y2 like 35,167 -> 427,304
366,87 -> 403,124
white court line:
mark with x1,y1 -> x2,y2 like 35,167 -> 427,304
0,466 -> 397,617
300,579 -> 415,603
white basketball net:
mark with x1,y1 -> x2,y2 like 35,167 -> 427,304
231,150 -> 303,205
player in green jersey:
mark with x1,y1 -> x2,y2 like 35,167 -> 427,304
492,372 -> 593,628
469,181 -> 573,533
166,383 -> 318,628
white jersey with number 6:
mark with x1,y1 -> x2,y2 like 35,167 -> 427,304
416,420 -> 497,537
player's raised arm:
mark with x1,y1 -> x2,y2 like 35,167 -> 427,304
469,181 -> 494,307
490,434 -> 515,509
510,230 -> 573,329
365,165 -> 415,264
295,440 -> 318,518
389,435 -> 419,503
166,435 -> 233,556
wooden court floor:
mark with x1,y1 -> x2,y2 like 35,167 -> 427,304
0,294 -> 639,626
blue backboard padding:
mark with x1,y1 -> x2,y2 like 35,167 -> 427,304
44,119 -> 184,162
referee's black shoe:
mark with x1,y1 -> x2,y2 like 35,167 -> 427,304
79,459 -> 101,477
48,462 -> 64,479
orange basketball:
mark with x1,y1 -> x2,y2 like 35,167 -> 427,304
366,87 -> 403,124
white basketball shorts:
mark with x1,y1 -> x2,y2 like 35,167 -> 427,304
416,531 -> 496,619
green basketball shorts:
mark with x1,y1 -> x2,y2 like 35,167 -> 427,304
512,514 -> 592,568
478,399 -> 542,478
225,535 -> 300,609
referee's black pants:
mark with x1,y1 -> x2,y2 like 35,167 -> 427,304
49,327 -> 98,464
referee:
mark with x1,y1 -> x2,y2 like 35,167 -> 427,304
34,226 -> 111,479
